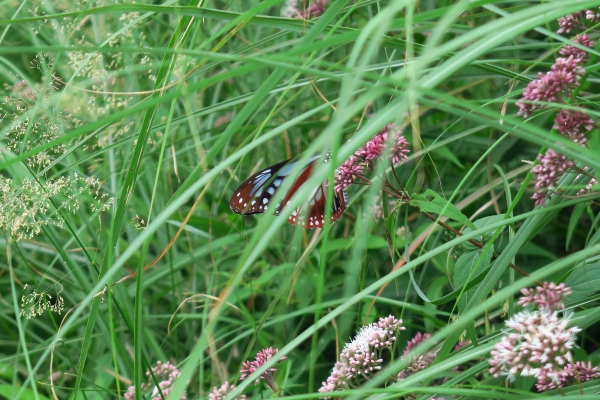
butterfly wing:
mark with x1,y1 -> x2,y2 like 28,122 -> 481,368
280,159 -> 348,229
287,183 -> 348,229
230,155 -> 347,229
229,159 -> 291,215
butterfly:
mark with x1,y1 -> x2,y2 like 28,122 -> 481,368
229,153 -> 348,229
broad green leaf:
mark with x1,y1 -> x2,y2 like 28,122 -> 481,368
518,242 -> 557,260
565,262 -> 600,302
366,235 -> 388,249
453,248 -> 493,314
428,143 -> 465,168
462,215 -> 505,251
0,385 -> 50,400
409,189 -> 476,230
567,203 -> 586,250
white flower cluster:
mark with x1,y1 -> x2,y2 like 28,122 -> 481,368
20,286 -> 64,319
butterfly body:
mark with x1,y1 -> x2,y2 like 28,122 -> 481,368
230,154 -> 347,229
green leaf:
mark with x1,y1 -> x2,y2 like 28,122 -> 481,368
0,385 -> 50,400
462,215 -> 506,251
565,262 -> 600,302
567,203 -> 586,250
429,143 -> 465,168
366,235 -> 388,249
518,242 -> 557,260
453,248 -> 493,313
409,189 -> 476,230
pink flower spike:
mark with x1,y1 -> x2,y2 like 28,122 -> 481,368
334,156 -> 363,193
403,332 -> 432,355
517,56 -> 585,118
354,123 -> 410,165
531,149 -> 574,206
303,0 -> 328,19
557,12 -> 584,34
240,347 -> 286,393
553,109 -> 595,146
559,34 -> 595,60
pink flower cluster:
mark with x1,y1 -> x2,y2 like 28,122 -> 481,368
489,310 -> 580,382
523,18 -> 598,205
239,347 -> 287,392
518,282 -> 571,311
516,55 -> 586,118
319,315 -> 404,398
536,361 -> 600,391
531,149 -> 574,206
335,123 -> 410,193
397,332 -> 438,381
490,283 -> 600,391
403,332 -> 432,355
208,381 -> 246,400
553,109 -> 595,146
124,361 -> 186,400
559,34 -> 595,61
558,9 -> 600,33
557,12 -> 585,34
282,0 -> 328,19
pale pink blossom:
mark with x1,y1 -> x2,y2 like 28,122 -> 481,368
319,315 -> 404,398
208,381 -> 246,400
519,282 -> 571,311
489,310 -> 580,381
124,361 -> 186,400
536,361 -> 600,391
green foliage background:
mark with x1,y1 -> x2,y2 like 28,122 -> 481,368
1,0 -> 600,399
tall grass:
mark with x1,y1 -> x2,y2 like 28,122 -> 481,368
1,1 -> 600,399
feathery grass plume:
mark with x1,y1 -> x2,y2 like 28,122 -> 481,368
0,174 -> 113,241
42,8 -> 157,149
319,315 -> 404,398
20,284 -> 65,319
0,56 -> 114,240
2,56 -> 69,170
240,347 -> 287,393
208,382 -> 247,400
124,361 -> 186,400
